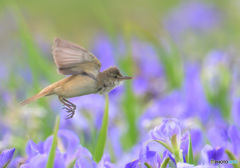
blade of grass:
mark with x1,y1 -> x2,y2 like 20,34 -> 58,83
187,134 -> 193,165
144,162 -> 153,168
94,94 -> 109,163
160,157 -> 170,168
46,116 -> 60,168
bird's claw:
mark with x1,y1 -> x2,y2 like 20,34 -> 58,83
65,111 -> 74,119
62,105 -> 75,119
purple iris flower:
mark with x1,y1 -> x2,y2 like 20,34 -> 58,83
207,125 -> 228,148
74,145 -> 98,168
139,145 -> 162,168
201,145 -> 224,164
125,144 -> 171,168
0,148 -> 15,168
125,159 -> 139,168
20,129 -> 114,167
22,129 -> 80,167
151,118 -> 189,155
75,146 -> 114,168
20,152 -> 65,168
131,39 -> 165,97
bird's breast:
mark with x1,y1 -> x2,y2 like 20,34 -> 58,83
54,75 -> 99,98
97,80 -> 122,95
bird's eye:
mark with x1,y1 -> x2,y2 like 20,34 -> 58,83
115,76 -> 118,79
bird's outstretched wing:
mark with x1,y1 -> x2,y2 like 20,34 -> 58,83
52,38 -> 101,76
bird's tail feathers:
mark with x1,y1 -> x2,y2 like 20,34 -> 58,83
19,88 -> 52,106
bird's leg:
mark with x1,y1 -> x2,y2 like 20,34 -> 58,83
58,97 -> 76,119
63,98 -> 76,110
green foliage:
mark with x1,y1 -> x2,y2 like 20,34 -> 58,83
46,116 -> 60,168
144,162 -> 152,168
94,94 -> 109,163
160,157 -> 170,168
187,134 -> 194,165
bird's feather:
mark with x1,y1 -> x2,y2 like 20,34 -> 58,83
52,38 -> 101,76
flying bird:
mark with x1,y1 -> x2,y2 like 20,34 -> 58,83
20,38 -> 132,118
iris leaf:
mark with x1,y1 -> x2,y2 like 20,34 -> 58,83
46,116 -> 60,168
187,134 -> 194,164
94,94 -> 109,162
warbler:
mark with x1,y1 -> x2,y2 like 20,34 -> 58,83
20,38 -> 132,118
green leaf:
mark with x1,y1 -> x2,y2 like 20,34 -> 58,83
3,160 -> 12,168
67,158 -> 77,168
160,157 -> 170,168
225,149 -> 240,168
94,94 -> 109,163
170,134 -> 183,162
46,116 -> 60,168
187,134 -> 194,164
144,162 -> 153,168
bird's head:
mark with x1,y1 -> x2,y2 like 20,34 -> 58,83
97,66 -> 132,95
103,66 -> 132,83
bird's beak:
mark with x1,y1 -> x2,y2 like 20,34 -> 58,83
118,76 -> 132,80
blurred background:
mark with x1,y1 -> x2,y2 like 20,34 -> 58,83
1,0 -> 240,167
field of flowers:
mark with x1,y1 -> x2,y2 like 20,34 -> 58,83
0,1 -> 240,168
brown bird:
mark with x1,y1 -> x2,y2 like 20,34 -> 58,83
20,38 -> 132,118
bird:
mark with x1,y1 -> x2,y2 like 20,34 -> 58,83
20,38 -> 132,119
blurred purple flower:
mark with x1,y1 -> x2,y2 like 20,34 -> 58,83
201,145 -> 224,164
74,145 -> 97,168
139,145 -> 162,168
75,146 -> 114,168
20,153 -> 65,168
183,64 -> 211,122
25,140 -> 44,158
21,129 -> 114,168
132,40 -> 163,77
163,1 -> 222,39
151,118 -> 188,162
141,64 -> 212,123
108,127 -> 123,159
0,148 -> 15,168
207,125 -> 228,148
22,129 -> 81,167
91,34 -> 116,71
125,159 -> 139,168
131,39 -> 165,97
227,125 -> 240,156
232,99 -> 240,128
181,129 -> 204,157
